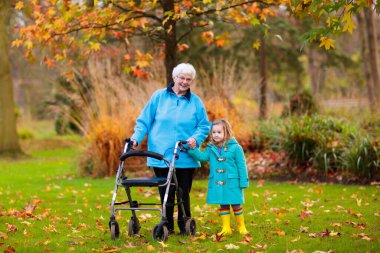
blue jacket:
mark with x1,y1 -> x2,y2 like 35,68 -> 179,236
131,84 -> 210,168
188,138 -> 249,205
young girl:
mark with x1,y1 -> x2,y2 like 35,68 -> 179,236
188,119 -> 249,235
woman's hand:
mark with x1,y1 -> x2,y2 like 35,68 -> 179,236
130,139 -> 138,150
187,137 -> 197,149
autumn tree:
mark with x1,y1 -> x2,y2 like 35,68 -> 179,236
0,0 -> 22,156
12,0 -> 380,118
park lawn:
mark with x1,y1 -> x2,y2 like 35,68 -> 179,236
0,144 -> 379,253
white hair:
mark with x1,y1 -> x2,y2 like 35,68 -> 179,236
172,63 -> 196,80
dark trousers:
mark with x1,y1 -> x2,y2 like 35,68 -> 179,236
153,167 -> 195,232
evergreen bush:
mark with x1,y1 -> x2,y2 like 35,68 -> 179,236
344,137 -> 380,180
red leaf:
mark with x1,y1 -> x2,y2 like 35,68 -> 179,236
4,245 -> 16,253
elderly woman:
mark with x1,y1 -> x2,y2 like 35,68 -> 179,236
131,63 -> 210,235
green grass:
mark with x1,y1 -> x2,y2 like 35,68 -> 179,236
0,144 -> 379,253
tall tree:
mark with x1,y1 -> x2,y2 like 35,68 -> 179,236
0,0 -> 22,156
364,7 -> 380,109
357,11 -> 375,111
259,33 -> 268,119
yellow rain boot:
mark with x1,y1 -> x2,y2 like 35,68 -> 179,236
234,208 -> 248,235
217,208 -> 232,236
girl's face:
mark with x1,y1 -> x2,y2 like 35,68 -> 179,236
212,124 -> 225,144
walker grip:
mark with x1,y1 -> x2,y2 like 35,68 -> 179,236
120,150 -> 164,161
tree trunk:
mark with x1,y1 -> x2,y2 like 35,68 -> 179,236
364,7 -> 380,110
0,0 -> 22,156
161,0 -> 177,84
357,11 -> 376,111
86,0 -> 94,7
307,47 -> 320,96
259,35 -> 267,120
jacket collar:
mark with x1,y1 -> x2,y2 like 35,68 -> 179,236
207,138 -> 238,157
167,82 -> 191,101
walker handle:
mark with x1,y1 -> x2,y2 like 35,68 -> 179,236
178,140 -> 189,152
120,150 -> 164,161
124,138 -> 132,152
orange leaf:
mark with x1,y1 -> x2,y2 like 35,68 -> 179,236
11,39 -> 23,48
178,43 -> 189,52
44,57 -> 55,68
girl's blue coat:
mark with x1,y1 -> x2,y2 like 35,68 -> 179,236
188,138 -> 249,204
131,85 -> 210,168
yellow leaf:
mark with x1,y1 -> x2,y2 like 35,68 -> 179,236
331,223 -> 342,227
291,235 -> 301,243
356,198 -> 362,206
252,40 -> 261,50
158,241 -> 168,248
136,60 -> 150,68
343,19 -> 356,34
345,3 -> 354,11
90,42 -> 101,51
319,37 -> 335,50
15,1 -> 24,10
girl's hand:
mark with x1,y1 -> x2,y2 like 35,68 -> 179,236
187,137 -> 197,149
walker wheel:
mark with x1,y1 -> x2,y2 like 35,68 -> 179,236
185,218 -> 196,236
128,217 -> 140,236
110,221 -> 120,240
152,224 -> 169,242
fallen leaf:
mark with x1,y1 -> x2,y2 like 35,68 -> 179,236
146,245 -> 155,251
6,223 -> 17,233
4,245 -> 16,253
320,229 -> 331,237
225,243 -> 239,250
330,231 -> 341,237
158,241 -> 168,248
192,233 -> 207,241
0,232 -> 8,239
252,243 -> 267,250
215,232 -> 224,242
291,236 -> 301,243
123,243 -> 135,248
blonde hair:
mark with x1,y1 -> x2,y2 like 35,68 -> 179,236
209,119 -> 234,146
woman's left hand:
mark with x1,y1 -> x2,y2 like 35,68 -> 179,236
187,137 -> 197,149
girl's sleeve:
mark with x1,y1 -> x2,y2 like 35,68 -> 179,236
131,91 -> 159,145
188,147 -> 210,162
235,145 -> 249,188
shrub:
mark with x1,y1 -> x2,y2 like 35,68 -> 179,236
283,115 -> 360,174
253,117 -> 287,151
18,128 -> 35,140
344,137 -> 380,180
283,90 -> 317,116
361,117 -> 380,139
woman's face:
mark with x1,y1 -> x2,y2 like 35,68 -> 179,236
212,124 -> 225,144
173,73 -> 193,95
